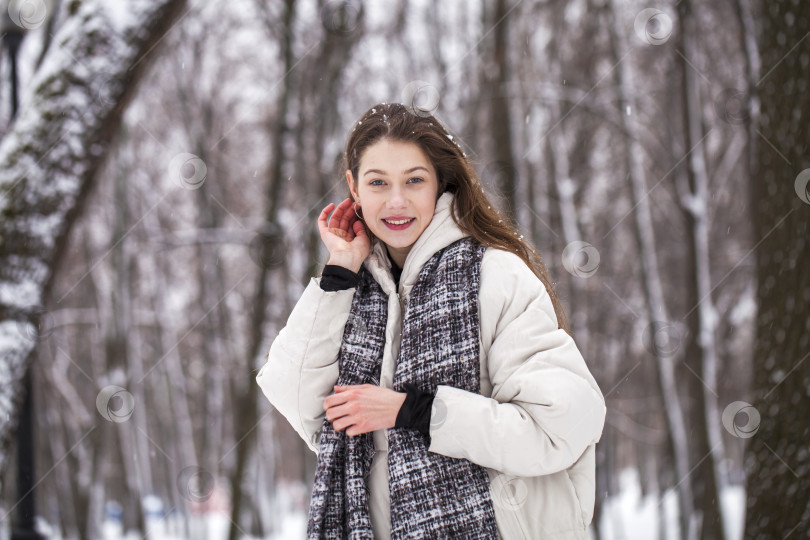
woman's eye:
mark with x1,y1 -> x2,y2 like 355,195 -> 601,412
369,177 -> 424,186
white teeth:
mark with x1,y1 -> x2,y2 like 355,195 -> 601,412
384,218 -> 414,225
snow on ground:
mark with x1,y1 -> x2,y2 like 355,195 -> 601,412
0,468 -> 744,539
95,510 -> 305,540
597,468 -> 745,540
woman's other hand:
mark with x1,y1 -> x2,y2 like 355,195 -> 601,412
318,198 -> 370,273
323,384 -> 407,437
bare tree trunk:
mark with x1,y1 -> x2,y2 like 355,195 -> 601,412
673,2 -> 728,538
228,0 -> 298,536
303,1 -> 366,282
81,233 -> 106,540
0,0 -> 189,474
288,43 -> 321,489
605,1 -> 695,538
744,0 -> 810,536
427,1 -> 448,85
167,16 -> 236,491
62,406 -> 95,540
482,0 -> 518,218
100,150 -> 145,534
542,45 -> 589,347
37,343 -> 89,537
118,124 -> 155,521
732,0 -> 761,192
142,192 -> 199,538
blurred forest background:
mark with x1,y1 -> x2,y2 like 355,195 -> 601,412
0,0 -> 807,539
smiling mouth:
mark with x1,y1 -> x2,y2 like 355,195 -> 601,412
382,218 -> 415,225
382,217 -> 415,230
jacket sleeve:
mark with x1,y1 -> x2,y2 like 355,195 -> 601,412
255,276 -> 356,455
426,249 -> 606,477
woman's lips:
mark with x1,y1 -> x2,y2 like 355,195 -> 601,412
382,217 -> 415,230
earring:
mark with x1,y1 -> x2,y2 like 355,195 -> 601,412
353,202 -> 362,220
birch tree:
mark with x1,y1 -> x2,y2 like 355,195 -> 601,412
0,0 -> 188,477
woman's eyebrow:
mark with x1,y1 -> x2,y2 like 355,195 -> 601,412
363,166 -> 430,177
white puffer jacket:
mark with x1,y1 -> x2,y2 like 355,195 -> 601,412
257,191 -> 607,539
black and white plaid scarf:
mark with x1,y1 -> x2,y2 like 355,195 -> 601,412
306,236 -> 499,539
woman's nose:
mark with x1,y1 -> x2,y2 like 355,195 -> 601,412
387,189 -> 408,208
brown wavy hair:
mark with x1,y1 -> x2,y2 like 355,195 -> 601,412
341,102 -> 571,334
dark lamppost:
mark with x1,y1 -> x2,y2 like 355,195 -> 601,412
2,1 -> 47,538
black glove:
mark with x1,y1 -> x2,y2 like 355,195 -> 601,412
395,382 -> 435,436
320,264 -> 360,291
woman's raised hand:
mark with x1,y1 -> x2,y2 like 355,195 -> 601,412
318,198 -> 370,273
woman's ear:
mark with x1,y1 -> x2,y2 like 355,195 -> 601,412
345,170 -> 359,201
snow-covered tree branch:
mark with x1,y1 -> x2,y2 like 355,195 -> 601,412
0,0 -> 187,477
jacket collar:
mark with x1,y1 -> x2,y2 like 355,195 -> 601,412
363,190 -> 467,296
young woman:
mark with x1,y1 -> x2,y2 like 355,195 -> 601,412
257,102 -> 606,539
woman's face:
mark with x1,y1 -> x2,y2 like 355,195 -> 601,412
347,138 -> 439,266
